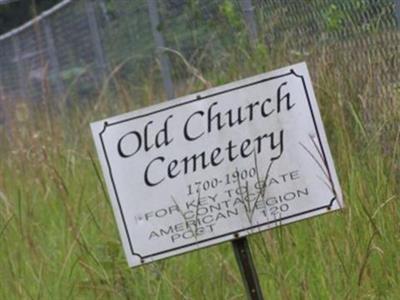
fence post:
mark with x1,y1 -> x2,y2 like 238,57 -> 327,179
240,0 -> 259,45
12,35 -> 27,99
42,17 -> 65,96
395,0 -> 400,28
85,0 -> 108,84
0,52 -> 4,95
147,0 -> 175,100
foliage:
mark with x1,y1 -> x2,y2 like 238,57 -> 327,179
322,0 -> 396,34
323,4 -> 346,32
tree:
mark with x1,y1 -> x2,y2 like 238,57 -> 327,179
0,0 -> 62,34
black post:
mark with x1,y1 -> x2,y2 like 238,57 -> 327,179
232,237 -> 264,300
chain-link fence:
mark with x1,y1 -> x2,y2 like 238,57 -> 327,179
0,0 -> 399,118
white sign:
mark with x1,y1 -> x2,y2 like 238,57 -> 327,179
91,62 -> 343,268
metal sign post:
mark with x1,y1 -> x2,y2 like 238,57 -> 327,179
232,237 -> 264,300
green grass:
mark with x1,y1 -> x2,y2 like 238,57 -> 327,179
0,41 -> 399,299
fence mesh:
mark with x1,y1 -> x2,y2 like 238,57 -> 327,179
0,0 -> 399,116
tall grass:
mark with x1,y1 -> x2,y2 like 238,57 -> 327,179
0,38 -> 399,299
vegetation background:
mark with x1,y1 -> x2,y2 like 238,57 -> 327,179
0,0 -> 399,299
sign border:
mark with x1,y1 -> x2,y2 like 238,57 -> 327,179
98,68 -> 338,261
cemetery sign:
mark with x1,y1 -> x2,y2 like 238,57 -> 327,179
91,62 -> 343,268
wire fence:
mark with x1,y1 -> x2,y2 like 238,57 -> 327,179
0,0 -> 399,119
